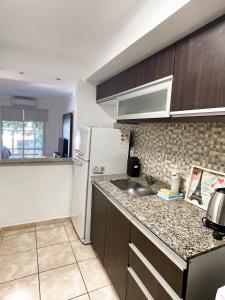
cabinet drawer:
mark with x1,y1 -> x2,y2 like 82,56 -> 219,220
126,268 -> 149,300
130,224 -> 185,297
129,245 -> 182,300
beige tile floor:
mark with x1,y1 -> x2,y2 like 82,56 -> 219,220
0,220 -> 119,300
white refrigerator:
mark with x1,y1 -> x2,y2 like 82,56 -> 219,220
72,126 -> 130,244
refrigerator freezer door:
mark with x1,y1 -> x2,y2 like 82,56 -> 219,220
74,126 -> 91,161
71,157 -> 89,242
90,128 -> 129,175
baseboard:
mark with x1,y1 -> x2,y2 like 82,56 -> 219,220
1,216 -> 72,231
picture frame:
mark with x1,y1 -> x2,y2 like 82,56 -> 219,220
185,165 -> 225,211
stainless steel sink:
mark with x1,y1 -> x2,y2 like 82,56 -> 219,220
110,179 -> 156,197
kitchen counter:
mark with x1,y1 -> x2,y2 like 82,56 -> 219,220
92,174 -> 225,261
0,157 -> 73,165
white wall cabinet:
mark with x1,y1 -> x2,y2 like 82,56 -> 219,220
116,76 -> 173,120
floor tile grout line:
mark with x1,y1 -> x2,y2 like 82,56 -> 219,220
1,218 -> 72,235
2,226 -> 35,232
65,224 -> 111,298
1,226 -> 74,257
36,239 -> 70,250
35,230 -> 42,300
71,248 -> 89,296
1,224 -> 63,237
35,223 -> 65,232
2,229 -> 36,237
34,238 -> 85,273
36,240 -> 71,250
64,223 -> 77,242
96,256 -> 112,285
64,225 -> 91,299
70,243 -> 109,298
68,239 -> 77,264
0,247 -> 37,257
0,235 -> 78,287
64,224 -> 89,296
88,283 -> 113,294
77,256 -> 98,263
0,272 -> 38,286
67,290 -> 90,300
0,222 -> 111,300
0,231 -> 36,256
38,262 -> 78,274
37,254 -> 98,274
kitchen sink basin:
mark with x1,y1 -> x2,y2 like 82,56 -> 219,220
110,179 -> 156,197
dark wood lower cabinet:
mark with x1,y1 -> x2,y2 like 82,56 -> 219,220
104,201 -> 130,300
91,184 -> 130,300
91,184 -> 225,300
129,247 -> 172,300
130,224 -> 184,297
126,271 -> 147,300
91,185 -> 107,264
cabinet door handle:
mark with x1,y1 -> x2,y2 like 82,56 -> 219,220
129,243 -> 183,300
128,266 -> 154,300
75,149 -> 84,156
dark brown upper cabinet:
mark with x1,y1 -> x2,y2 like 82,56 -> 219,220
96,45 -> 175,101
96,76 -> 117,101
141,46 -> 175,86
171,16 -> 225,111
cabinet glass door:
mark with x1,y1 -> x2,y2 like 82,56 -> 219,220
117,77 -> 172,120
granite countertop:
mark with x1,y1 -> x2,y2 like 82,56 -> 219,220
92,174 -> 225,262
0,157 -> 74,165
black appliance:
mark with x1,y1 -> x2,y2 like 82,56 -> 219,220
127,157 -> 140,177
62,113 -> 73,157
53,138 -> 68,158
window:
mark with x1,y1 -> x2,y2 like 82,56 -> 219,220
2,121 -> 44,158
1,107 -> 48,159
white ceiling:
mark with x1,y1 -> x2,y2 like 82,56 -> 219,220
0,0 -> 140,80
0,78 -> 74,100
0,0 -> 225,85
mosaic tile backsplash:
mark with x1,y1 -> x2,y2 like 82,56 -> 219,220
116,123 -> 225,190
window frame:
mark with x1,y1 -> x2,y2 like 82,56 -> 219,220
0,113 -> 47,159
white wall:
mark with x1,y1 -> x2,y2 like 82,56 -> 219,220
0,164 -> 73,227
37,98 -> 63,156
86,0 -> 190,79
75,81 -> 116,128
62,91 -> 75,115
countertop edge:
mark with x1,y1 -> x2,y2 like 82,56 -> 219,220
0,158 -> 74,166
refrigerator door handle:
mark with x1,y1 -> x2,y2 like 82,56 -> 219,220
75,149 -> 84,157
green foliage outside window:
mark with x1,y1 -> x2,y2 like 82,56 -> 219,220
3,121 -> 43,130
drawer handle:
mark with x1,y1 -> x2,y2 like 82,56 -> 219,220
128,266 -> 154,300
131,220 -> 187,271
129,243 -> 183,300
